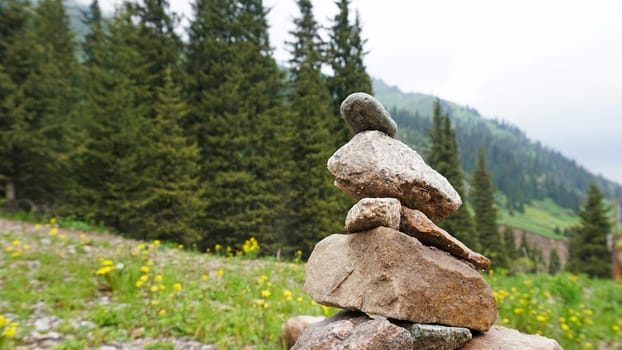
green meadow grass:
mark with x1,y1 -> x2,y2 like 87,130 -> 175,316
1,219 -> 620,350
498,198 -> 578,239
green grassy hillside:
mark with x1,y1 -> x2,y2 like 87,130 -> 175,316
373,79 -> 622,238
1,219 -> 621,349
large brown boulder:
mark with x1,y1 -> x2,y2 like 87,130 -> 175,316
400,207 -> 490,270
461,326 -> 564,350
327,130 -> 461,221
304,227 -> 497,332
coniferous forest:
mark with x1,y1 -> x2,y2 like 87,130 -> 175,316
0,0 -> 374,256
1,0 -> 619,277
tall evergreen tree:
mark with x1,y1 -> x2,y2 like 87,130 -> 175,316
471,146 -> 505,267
326,0 -> 373,145
0,0 -> 80,211
548,249 -> 561,274
185,0 -> 290,251
286,0 -> 345,255
73,5 -> 152,232
427,100 -> 479,250
567,182 -> 612,278
137,67 -> 203,245
0,0 -> 31,208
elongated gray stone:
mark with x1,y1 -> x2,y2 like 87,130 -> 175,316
304,227 -> 498,332
327,130 -> 462,221
345,198 -> 401,233
340,92 -> 397,137
400,323 -> 472,350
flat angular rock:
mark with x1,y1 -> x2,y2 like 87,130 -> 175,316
340,92 -> 398,137
461,326 -> 564,350
345,198 -> 401,233
399,323 -> 472,350
400,207 -> 491,270
327,131 -> 461,222
304,227 -> 497,332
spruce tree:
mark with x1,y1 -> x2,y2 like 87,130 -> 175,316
137,68 -> 203,245
549,249 -> 561,274
471,146 -> 505,267
186,0 -> 290,251
74,6 -> 152,232
286,0 -> 345,255
0,0 -> 80,210
326,0 -> 373,145
427,100 -> 479,250
567,182 -> 612,278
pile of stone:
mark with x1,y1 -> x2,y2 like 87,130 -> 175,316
291,93 -> 562,350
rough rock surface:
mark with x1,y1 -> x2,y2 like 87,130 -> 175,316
304,227 -> 497,331
345,197 -> 401,233
327,130 -> 461,221
340,318 -> 413,350
461,326 -> 564,350
280,315 -> 325,349
292,311 -> 412,350
340,92 -> 397,137
397,323 -> 472,350
400,207 -> 491,270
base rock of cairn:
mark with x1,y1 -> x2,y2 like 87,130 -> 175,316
304,227 -> 497,332
294,92 -> 563,349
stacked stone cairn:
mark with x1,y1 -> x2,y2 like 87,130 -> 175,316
291,93 -> 563,350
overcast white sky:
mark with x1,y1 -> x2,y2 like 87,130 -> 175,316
87,0 -> 622,185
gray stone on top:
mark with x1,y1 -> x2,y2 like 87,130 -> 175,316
345,197 -> 401,233
327,130 -> 462,222
341,92 -> 397,137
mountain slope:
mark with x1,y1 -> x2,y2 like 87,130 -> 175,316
373,79 -> 622,238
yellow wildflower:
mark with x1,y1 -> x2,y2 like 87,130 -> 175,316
153,240 -> 161,246
101,259 -> 113,266
35,224 -> 42,229
283,290 -> 293,301
150,286 -> 158,293
135,281 -> 143,288
159,309 -> 166,317
513,308 -> 525,314
49,228 -> 58,236
50,217 -> 57,224
201,274 -> 208,281
561,323 -> 570,331
174,283 -> 182,292
140,266 -> 150,273
0,315 -> 7,328
216,268 -> 224,276
154,275 -> 162,282
296,297 -> 304,303
215,244 -> 222,252
4,246 -> 13,252
140,275 -> 148,283
536,315 -> 547,322
1,322 -> 17,337
96,266 -> 112,275
11,240 -> 21,246
178,244 -> 184,249
23,244 -> 30,250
